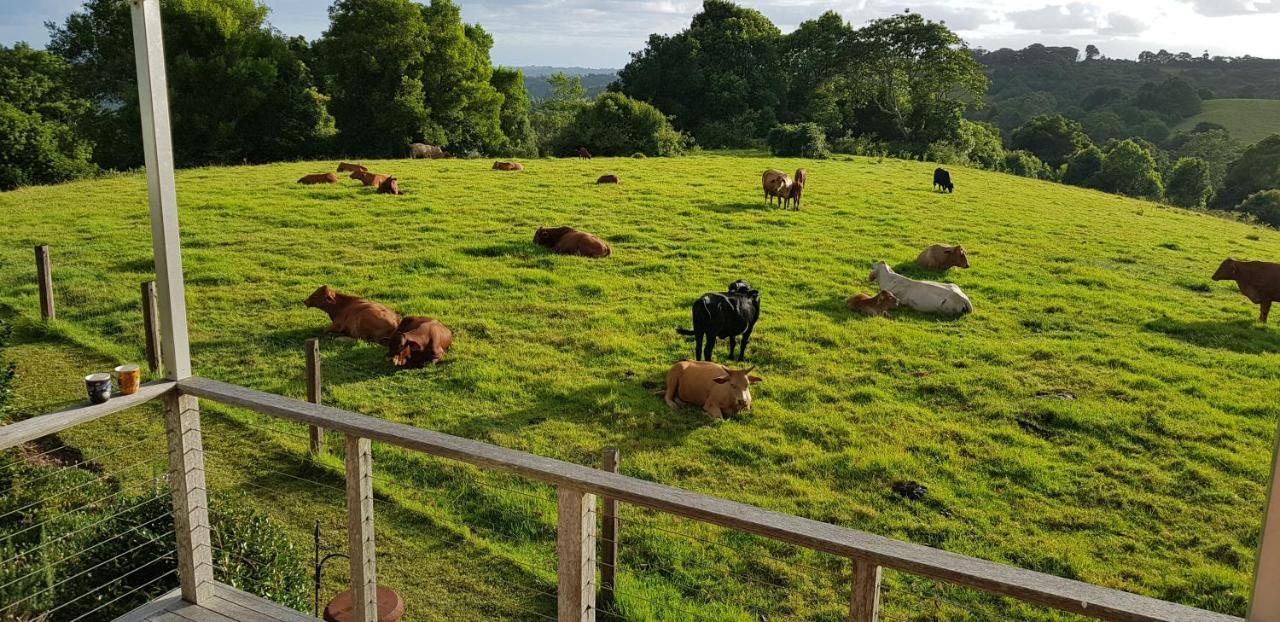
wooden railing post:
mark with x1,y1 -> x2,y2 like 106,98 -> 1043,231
850,559 -> 882,622
35,245 -> 54,321
345,434 -> 378,622
165,392 -> 214,603
599,449 -> 620,609
1249,418 -> 1280,621
306,338 -> 323,455
557,486 -> 596,622
141,281 -> 162,376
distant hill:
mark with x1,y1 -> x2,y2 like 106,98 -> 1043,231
1175,99 -> 1280,145
514,65 -> 617,78
515,66 -> 618,100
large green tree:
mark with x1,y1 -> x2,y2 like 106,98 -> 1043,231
491,67 -> 536,157
48,0 -> 334,169
1011,114 -> 1090,169
1099,139 -> 1163,199
0,43 -> 97,189
529,73 -> 588,156
1165,157 -> 1213,209
1215,135 -> 1280,210
552,92 -> 686,157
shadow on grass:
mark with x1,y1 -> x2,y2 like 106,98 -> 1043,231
1144,317 -> 1280,354
695,200 -> 774,214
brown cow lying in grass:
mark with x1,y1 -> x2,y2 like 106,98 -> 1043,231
298,173 -> 338,184
350,170 -> 389,187
1212,258 -> 1280,322
533,226 -> 611,258
916,244 -> 970,270
387,317 -> 453,368
597,174 -> 620,184
304,286 -> 400,344
376,176 -> 402,195
493,161 -> 524,171
337,162 -> 367,173
664,361 -> 761,421
846,291 -> 899,317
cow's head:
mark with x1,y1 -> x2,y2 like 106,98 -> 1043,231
386,333 -> 415,367
712,366 -> 763,411
305,286 -> 336,309
727,280 -> 753,295
533,227 -> 550,245
1212,258 -> 1239,281
948,246 -> 970,269
868,262 -> 888,283
349,170 -> 366,181
877,290 -> 900,308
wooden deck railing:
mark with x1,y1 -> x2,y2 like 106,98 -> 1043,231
1,381 -> 1245,622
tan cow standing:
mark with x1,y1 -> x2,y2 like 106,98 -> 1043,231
664,361 -> 762,420
762,169 -> 793,206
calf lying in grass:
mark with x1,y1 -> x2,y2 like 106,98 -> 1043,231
533,226 -> 611,258
847,290 -> 898,317
304,285 -> 400,345
387,317 -> 453,368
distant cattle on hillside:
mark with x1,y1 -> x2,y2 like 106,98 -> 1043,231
934,168 -> 954,193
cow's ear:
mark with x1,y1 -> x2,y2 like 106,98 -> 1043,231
747,375 -> 762,384
712,375 -> 729,384
324,288 -> 336,303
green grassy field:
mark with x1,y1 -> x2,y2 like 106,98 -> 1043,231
1176,99 -> 1280,145
2,152 -> 1279,620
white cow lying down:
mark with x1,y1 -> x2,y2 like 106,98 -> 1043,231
869,262 -> 972,315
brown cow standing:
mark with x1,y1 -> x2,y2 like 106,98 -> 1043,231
577,147 -> 593,160
337,162 -> 367,173
846,291 -> 899,317
786,168 -> 808,210
664,361 -> 762,421
350,170 -> 389,187
298,173 -> 338,185
377,176 -> 402,195
1212,258 -> 1280,322
916,244 -> 970,270
387,317 -> 453,368
597,174 -> 620,184
304,286 -> 401,344
493,161 -> 524,171
533,226 -> 611,258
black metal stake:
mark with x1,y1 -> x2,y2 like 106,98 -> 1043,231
313,520 -> 349,618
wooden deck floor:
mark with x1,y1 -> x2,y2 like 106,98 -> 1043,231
113,583 -> 319,622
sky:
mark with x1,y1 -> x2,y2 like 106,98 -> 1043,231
4,0 -> 1280,69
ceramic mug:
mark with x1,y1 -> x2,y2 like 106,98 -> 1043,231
114,364 -> 141,396
84,373 -> 112,405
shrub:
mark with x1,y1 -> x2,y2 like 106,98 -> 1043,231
831,135 -> 889,158
1098,139 -> 1163,199
1011,114 -> 1089,169
1215,135 -> 1280,209
1062,145 -> 1104,188
1238,190 -> 1280,228
0,102 -> 97,190
766,123 -> 830,159
553,92 -> 687,157
1165,158 -> 1213,209
1003,150 -> 1054,180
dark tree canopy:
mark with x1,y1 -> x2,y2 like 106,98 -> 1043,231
553,92 -> 686,157
1165,157 -> 1213,209
0,43 -> 97,189
1010,115 -> 1090,169
1215,135 -> 1280,210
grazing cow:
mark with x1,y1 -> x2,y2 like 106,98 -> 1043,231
337,162 -> 367,173
869,262 -> 972,315
663,361 -> 762,421
933,168 -> 954,193
387,316 -> 453,368
350,170 -> 388,187
493,161 -> 524,171
916,244 -> 970,270
577,147 -> 593,160
298,173 -> 338,185
410,143 -> 446,159
785,168 -> 808,210
376,176 -> 402,195
846,290 -> 899,317
1212,258 -> 1280,322
762,169 -> 793,206
676,280 -> 760,361
597,174 -> 620,184
533,226 -> 611,258
304,286 -> 401,344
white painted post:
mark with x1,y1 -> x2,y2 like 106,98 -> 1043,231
345,435 -> 378,622
1249,420 -> 1280,621
850,559 -> 882,622
557,486 -> 597,622
130,0 -> 210,604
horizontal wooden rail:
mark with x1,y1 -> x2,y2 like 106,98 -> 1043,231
0,381 -> 175,451
179,376 -> 1237,622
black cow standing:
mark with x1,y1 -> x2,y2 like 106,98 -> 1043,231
676,280 -> 760,361
933,168 -> 954,193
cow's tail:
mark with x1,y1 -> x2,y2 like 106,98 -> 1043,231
676,328 -> 697,336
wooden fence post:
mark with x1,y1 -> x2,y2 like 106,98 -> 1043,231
306,338 -> 324,455
345,434 -> 378,622
165,392 -> 214,603
558,486 -> 597,622
141,281 -> 162,375
850,559 -> 882,622
35,245 -> 54,321
1249,418 -> 1280,621
599,449 -> 620,608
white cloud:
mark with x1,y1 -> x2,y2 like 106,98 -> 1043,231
1100,13 -> 1148,35
1180,0 -> 1280,16
1009,3 -> 1100,33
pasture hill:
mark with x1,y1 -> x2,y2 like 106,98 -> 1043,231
1176,99 -> 1280,146
1,153 -> 1278,620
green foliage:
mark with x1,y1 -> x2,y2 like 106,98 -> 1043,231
1135,77 -> 1202,120
211,499 -> 309,609
1099,139 -> 1164,199
552,92 -> 686,157
1011,115 -> 1090,169
0,321 -> 11,422
48,0 -> 334,169
1003,150 -> 1054,180
959,120 -> 1007,171
1238,190 -> 1280,228
1167,128 -> 1241,190
529,73 -> 588,156
1061,145 -> 1104,188
1165,158 -> 1214,209
1215,134 -> 1280,209
0,44 -> 97,189
766,123 -> 829,159
491,67 -> 537,157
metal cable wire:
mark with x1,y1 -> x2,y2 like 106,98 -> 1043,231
41,551 -> 175,618
9,437 -> 155,489
0,494 -> 167,567
5,484 -> 146,542
0,512 -> 173,593
614,514 -> 838,576
0,457 -> 158,523
4,529 -> 175,610
599,583 -> 719,621
64,568 -> 177,622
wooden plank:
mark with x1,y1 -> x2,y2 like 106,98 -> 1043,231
205,595 -> 287,622
164,602 -> 238,622
130,0 -> 191,381
111,587 -> 183,622
35,245 -> 54,321
1249,418 -> 1280,622
599,448 -> 619,609
345,434 -> 378,622
142,281 -> 162,375
850,559 -> 882,622
177,377 -> 1240,622
165,392 -> 214,604
215,584 -> 320,622
557,486 -> 596,622
0,381 -> 174,451
305,338 -> 323,455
